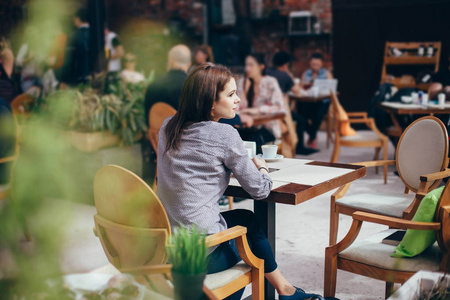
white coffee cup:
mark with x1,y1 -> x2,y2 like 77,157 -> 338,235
411,92 -> 419,104
294,78 -> 301,85
261,145 -> 278,159
422,93 -> 429,105
243,141 -> 257,158
438,93 -> 446,106
310,86 -> 319,98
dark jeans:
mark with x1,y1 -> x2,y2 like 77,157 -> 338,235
291,111 -> 306,150
207,209 -> 278,300
298,100 -> 330,141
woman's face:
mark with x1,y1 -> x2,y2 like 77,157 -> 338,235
310,58 -> 323,73
195,50 -> 208,64
212,78 -> 240,121
245,56 -> 264,79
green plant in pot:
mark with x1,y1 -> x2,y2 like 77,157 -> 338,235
166,225 -> 209,300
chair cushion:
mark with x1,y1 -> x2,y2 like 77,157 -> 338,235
339,229 -> 442,272
336,193 -> 414,218
392,186 -> 444,258
397,118 -> 447,191
340,131 -> 381,143
204,262 -> 251,290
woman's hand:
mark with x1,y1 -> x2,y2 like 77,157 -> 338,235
252,156 -> 269,174
240,114 -> 254,127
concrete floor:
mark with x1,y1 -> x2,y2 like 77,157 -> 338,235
3,131 -> 403,299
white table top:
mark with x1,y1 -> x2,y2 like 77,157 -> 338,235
228,158 -> 360,203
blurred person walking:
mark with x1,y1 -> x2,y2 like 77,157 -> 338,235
0,37 -> 19,104
266,51 -> 318,155
59,8 -> 91,85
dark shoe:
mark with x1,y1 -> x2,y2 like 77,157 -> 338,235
296,147 -> 320,155
279,287 -> 325,300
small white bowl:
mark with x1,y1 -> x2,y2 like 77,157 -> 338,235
401,96 -> 412,103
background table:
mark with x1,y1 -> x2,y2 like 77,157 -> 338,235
379,102 -> 450,137
288,92 -> 332,103
224,158 -> 366,299
250,112 -> 286,126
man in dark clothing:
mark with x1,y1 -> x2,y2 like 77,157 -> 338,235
144,44 -> 191,122
143,45 -> 191,185
266,51 -> 318,155
58,8 -> 91,85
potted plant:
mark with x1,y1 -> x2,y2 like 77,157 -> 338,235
166,225 -> 208,300
45,79 -> 148,152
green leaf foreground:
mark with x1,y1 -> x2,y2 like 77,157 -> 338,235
166,225 -> 209,275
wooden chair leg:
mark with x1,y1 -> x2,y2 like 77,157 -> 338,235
227,197 -> 233,210
252,265 -> 264,300
324,248 -> 338,298
330,201 -> 339,246
385,282 -> 394,299
374,147 -> 381,174
383,141 -> 388,184
330,143 -> 340,163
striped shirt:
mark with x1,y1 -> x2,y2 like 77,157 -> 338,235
157,118 -> 272,235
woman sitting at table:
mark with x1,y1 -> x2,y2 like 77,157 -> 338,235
236,53 -> 286,152
157,64 -> 324,300
299,52 -> 333,149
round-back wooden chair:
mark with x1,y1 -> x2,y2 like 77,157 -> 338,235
93,165 -> 265,299
330,116 -> 449,245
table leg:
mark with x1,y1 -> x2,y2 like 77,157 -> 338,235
254,201 -> 276,300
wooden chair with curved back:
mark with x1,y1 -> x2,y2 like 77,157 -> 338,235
330,116 -> 449,246
325,171 -> 450,299
148,102 -> 177,157
10,93 -> 35,124
330,91 -> 389,183
93,165 -> 264,300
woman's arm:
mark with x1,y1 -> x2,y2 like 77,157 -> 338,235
259,77 -> 286,114
223,128 -> 272,200
326,70 -> 333,79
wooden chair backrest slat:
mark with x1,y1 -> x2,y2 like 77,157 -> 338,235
148,102 -> 176,156
93,165 -> 171,232
94,214 -> 169,269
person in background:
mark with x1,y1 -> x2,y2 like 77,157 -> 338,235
299,52 -> 333,149
0,37 -> 18,104
144,44 -> 191,121
236,53 -> 286,152
142,45 -> 191,186
429,52 -> 450,101
59,8 -> 91,85
157,64 -> 326,300
120,53 -> 144,84
16,26 -> 43,93
188,44 -> 214,73
266,51 -> 319,155
104,25 -> 124,74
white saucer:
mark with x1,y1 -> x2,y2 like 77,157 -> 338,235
257,154 -> 284,161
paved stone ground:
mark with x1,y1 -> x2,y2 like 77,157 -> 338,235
3,131 -> 404,299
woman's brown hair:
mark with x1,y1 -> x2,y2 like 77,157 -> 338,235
194,45 -> 215,63
164,64 -> 235,154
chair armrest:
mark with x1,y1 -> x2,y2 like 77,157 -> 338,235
347,112 -> 368,118
420,169 -> 450,182
348,118 -> 372,124
207,226 -> 264,270
352,211 -> 441,230
206,226 -> 247,247
351,160 -> 396,168
0,155 -> 16,164
119,264 -> 172,276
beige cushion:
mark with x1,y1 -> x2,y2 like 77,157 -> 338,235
340,131 -> 381,143
397,118 -> 447,190
336,193 -> 414,217
339,229 -> 441,272
204,262 -> 251,290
